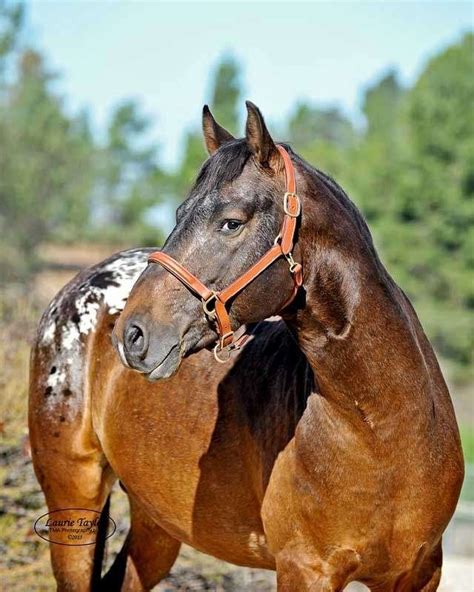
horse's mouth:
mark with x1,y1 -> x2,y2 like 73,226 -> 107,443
146,343 -> 181,382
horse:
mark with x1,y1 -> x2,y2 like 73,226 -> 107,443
29,102 -> 463,591
113,102 -> 464,590
29,253 -> 310,590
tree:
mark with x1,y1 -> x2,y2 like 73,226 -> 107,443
0,48 -> 95,279
97,99 -> 166,244
209,55 -> 241,135
0,0 -> 24,80
287,102 -> 355,150
286,102 -> 355,184
170,55 -> 243,203
399,33 -> 474,368
348,35 -> 473,373
346,70 -> 407,223
363,70 -> 404,140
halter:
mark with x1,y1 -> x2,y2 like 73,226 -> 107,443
148,145 -> 303,362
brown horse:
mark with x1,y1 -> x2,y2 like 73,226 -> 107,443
29,103 -> 463,591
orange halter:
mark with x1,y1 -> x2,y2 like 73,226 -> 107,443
148,145 -> 303,362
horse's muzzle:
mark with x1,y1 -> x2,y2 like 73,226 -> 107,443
113,316 -> 181,381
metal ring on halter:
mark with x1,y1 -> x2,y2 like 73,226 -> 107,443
202,292 -> 217,320
213,343 -> 232,363
289,261 -> 299,273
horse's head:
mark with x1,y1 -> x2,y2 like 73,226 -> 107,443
114,102 -> 303,380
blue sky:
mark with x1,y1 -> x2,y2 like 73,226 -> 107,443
27,1 -> 472,168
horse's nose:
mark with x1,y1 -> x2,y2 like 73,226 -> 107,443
123,319 -> 149,360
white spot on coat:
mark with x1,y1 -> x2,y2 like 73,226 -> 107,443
37,249 -> 150,420
42,320 -> 56,344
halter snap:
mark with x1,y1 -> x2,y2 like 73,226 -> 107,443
285,252 -> 299,273
148,144 -> 303,361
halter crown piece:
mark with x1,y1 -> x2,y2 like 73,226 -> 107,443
148,144 -> 303,362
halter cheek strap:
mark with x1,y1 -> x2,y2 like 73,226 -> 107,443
148,144 -> 303,362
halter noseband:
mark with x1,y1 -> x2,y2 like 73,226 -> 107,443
148,145 -> 303,362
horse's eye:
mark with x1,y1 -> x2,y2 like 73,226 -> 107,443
221,219 -> 244,234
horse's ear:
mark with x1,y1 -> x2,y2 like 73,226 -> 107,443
202,105 -> 235,155
245,101 -> 277,166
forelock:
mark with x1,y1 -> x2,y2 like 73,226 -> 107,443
195,139 -> 251,193
176,139 -> 251,223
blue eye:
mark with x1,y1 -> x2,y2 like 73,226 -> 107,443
221,219 -> 244,234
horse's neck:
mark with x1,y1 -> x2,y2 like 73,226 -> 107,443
293,259 -> 441,433
286,169 -> 447,430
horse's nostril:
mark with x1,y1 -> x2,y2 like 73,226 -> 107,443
125,322 -> 147,357
130,326 -> 143,346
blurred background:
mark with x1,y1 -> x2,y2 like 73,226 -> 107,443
0,1 -> 472,590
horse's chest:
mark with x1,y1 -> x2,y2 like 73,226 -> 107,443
97,367 -> 273,565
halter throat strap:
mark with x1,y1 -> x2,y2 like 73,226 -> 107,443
148,144 -> 303,362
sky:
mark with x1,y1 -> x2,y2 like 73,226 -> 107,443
27,1 -> 473,169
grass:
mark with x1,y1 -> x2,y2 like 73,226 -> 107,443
459,425 -> 474,503
460,425 -> 474,465
0,286 -> 39,444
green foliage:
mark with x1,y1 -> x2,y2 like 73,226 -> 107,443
173,130 -> 207,196
170,56 -> 243,200
288,102 -> 355,150
283,35 -> 473,377
97,99 -> 166,245
363,70 -> 405,140
0,48 -> 95,278
209,55 -> 241,135
287,103 -> 356,185
369,34 -> 474,371
0,0 -> 24,74
461,425 -> 474,465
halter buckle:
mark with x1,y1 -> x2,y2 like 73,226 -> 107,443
220,331 -> 234,349
283,192 -> 301,218
202,293 -> 217,320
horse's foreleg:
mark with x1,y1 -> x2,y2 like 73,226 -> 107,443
413,541 -> 442,592
102,496 -> 181,591
390,541 -> 442,592
276,549 -> 328,591
275,546 -> 360,592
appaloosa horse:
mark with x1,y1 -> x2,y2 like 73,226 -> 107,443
30,103 -> 463,591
